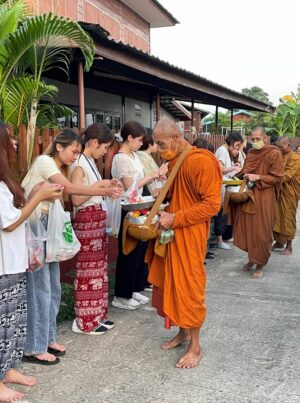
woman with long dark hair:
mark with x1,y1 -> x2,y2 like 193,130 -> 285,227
22,129 -> 122,365
111,121 -> 166,310
0,124 -> 63,402
70,124 -> 121,335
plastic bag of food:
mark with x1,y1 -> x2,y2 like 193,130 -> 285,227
106,197 -> 122,237
26,216 -> 48,272
46,200 -> 81,262
124,180 -> 142,204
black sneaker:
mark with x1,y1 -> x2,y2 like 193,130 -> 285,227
206,252 -> 215,259
100,320 -> 115,330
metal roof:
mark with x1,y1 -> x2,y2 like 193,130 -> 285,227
78,22 -> 275,114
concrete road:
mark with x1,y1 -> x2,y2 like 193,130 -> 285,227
18,220 -> 300,403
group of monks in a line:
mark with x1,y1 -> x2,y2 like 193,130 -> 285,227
146,119 -> 300,369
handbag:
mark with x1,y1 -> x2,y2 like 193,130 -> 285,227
225,180 -> 252,204
125,145 -> 192,242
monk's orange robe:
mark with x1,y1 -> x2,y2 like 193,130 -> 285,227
232,146 -> 284,266
147,148 -> 222,329
273,151 -> 300,243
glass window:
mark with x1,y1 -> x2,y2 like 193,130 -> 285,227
86,113 -> 94,127
113,115 -> 121,131
95,112 -> 104,123
105,113 -> 112,129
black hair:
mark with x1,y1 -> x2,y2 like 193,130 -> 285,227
48,129 -> 82,156
120,121 -> 146,142
193,137 -> 214,153
225,132 -> 243,146
140,129 -> 154,151
82,123 -> 113,145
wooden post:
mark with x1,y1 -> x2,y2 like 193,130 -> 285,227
215,105 -> 219,134
191,98 -> 195,129
78,62 -> 85,130
156,90 -> 160,122
231,108 -> 234,133
122,96 -> 126,125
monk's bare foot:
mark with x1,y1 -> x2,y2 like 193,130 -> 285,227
280,248 -> 292,255
176,345 -> 203,369
161,330 -> 191,350
243,262 -> 254,272
252,267 -> 264,279
272,242 -> 284,250
0,382 -> 24,402
48,343 -> 65,352
3,369 -> 36,387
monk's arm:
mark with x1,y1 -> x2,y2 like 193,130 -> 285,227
173,158 -> 222,228
257,151 -> 284,189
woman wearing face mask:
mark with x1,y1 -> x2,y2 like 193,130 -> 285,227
111,121 -> 166,310
0,124 -> 63,402
70,124 -> 122,335
22,129 -> 120,365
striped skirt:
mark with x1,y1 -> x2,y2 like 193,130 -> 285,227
0,273 -> 27,380
73,205 -> 108,332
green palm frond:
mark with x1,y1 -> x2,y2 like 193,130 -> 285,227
37,103 -> 75,128
3,75 -> 58,125
0,12 -> 95,94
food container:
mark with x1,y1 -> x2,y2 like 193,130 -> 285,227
120,196 -> 155,211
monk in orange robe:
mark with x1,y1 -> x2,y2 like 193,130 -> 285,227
273,136 -> 300,255
230,127 -> 284,278
147,119 -> 222,369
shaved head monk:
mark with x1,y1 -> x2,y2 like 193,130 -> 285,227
273,136 -> 300,255
146,118 -> 222,368
231,127 -> 284,278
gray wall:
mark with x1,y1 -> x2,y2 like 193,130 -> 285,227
46,79 -> 174,129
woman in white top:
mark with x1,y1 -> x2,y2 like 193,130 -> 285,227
0,124 -> 63,403
22,129 -> 121,365
137,131 -> 167,197
215,132 -> 244,249
70,124 -> 122,335
111,121 -> 165,311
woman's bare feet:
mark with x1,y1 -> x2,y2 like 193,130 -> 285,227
3,369 -> 36,387
161,329 -> 191,350
280,248 -> 292,255
243,262 -> 254,272
0,382 -> 24,402
48,343 -> 65,352
252,266 -> 264,279
31,352 -> 57,362
176,344 -> 203,369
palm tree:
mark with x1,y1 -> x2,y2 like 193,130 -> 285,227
0,0 -> 95,167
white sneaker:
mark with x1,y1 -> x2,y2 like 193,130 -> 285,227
111,296 -> 141,310
132,292 -> 149,305
218,242 -> 232,250
71,320 -> 107,335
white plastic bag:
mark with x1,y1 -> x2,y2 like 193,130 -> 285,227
46,200 -> 81,262
26,215 -> 48,272
106,197 -> 122,237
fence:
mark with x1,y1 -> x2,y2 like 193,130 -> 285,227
13,126 -> 300,180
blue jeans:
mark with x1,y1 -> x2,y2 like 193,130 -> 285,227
25,215 -> 61,354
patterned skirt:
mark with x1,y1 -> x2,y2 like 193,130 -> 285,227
0,273 -> 27,380
73,205 -> 108,332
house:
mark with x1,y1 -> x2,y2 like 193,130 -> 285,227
232,109 -> 253,123
27,0 -> 273,132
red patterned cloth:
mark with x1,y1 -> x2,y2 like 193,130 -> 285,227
73,205 -> 108,332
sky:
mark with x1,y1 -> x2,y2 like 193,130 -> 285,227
151,0 -> 300,108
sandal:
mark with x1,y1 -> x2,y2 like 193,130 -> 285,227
22,355 -> 60,365
48,347 -> 66,357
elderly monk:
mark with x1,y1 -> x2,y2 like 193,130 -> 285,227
147,118 -> 222,369
273,137 -> 300,255
231,127 -> 284,278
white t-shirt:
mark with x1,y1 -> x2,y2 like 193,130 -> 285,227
0,182 -> 28,275
22,155 -> 61,216
111,152 -> 144,195
69,154 -> 104,210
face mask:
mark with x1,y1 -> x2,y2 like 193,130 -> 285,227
252,140 -> 265,150
160,139 -> 178,161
